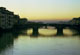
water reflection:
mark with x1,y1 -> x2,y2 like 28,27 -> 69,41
0,29 -> 27,53
0,32 -> 18,53
0,28 -> 80,55
27,28 -> 80,37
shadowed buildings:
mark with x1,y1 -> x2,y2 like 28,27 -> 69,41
0,7 -> 20,29
69,17 -> 80,25
18,18 -> 28,25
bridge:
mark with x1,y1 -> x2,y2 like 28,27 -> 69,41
15,23 -> 80,36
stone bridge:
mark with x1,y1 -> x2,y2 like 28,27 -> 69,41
15,23 -> 80,36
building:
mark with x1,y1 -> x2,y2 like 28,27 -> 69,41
69,17 -> 80,25
0,7 -> 20,29
18,18 -> 28,25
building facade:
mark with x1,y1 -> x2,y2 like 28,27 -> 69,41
0,7 -> 20,29
69,17 -> 80,25
18,18 -> 28,25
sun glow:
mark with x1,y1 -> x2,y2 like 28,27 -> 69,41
0,0 -> 80,21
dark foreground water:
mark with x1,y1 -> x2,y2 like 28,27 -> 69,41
0,28 -> 80,55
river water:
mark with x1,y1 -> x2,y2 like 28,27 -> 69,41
0,28 -> 80,55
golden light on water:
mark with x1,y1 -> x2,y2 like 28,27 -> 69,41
27,29 -> 73,36
39,29 -> 57,35
63,29 -> 73,35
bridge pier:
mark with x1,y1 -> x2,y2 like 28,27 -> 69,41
32,27 -> 39,36
45,25 -> 48,29
56,27 -> 63,35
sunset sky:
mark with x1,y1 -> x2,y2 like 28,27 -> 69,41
0,0 -> 80,21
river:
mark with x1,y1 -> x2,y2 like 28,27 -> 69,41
0,28 -> 80,55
